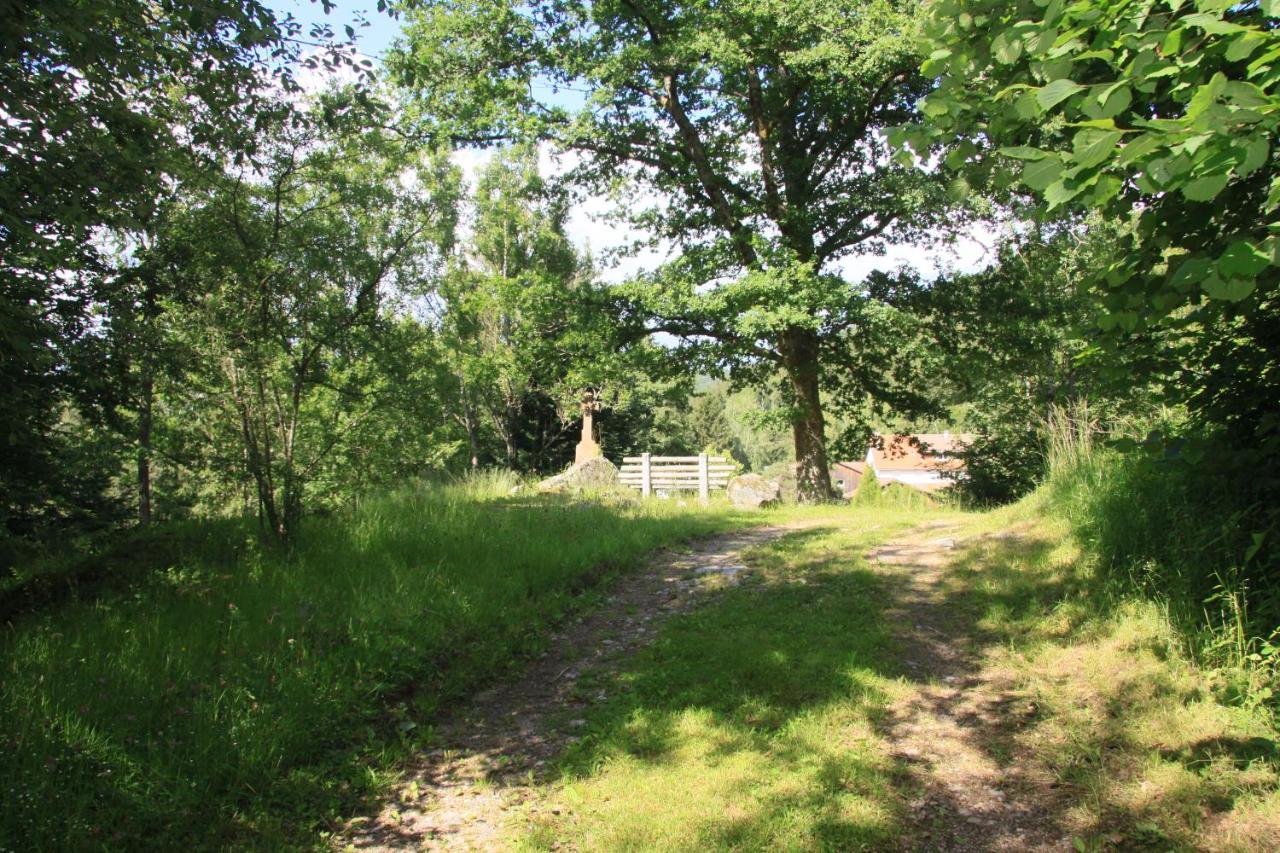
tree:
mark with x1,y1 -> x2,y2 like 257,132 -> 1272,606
163,99 -> 460,540
923,219 -> 1146,503
0,0 -> 364,546
910,0 -> 1280,464
391,0 -> 963,501
433,146 -> 586,468
685,386 -> 736,455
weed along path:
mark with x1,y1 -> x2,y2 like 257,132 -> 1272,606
344,523 -> 809,851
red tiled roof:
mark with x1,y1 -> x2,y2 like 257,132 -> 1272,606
868,433 -> 973,472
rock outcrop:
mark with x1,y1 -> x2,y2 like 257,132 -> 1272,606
535,456 -> 621,494
726,473 -> 781,509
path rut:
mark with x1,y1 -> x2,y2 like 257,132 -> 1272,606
345,520 -> 1075,852
871,522 -> 1071,852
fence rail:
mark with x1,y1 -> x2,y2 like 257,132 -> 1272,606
618,453 -> 733,499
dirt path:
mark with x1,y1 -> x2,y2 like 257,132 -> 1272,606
870,523 -> 1071,852
342,523 -> 807,851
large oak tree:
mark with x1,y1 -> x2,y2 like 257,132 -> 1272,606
391,0 -> 962,501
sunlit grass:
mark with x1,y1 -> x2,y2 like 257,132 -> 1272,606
9,458 -> 1277,850
511,495 -> 1280,852
514,509 -> 936,851
942,510 -> 1280,851
0,477 -> 766,849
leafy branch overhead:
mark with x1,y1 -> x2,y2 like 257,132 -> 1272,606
904,0 -> 1280,330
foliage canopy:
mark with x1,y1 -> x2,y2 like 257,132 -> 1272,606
393,0 -> 965,500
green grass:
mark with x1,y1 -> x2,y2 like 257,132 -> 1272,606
938,507 -> 1280,850
507,493 -> 1280,851
515,509 -> 935,851
0,477 -> 763,850
9,450 -> 1279,851
1031,408 -> 1280,683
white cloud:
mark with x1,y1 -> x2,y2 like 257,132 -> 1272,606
450,143 -> 1001,285
836,222 -> 1000,282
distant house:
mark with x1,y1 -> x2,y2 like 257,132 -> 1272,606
832,432 -> 973,496
830,460 -> 868,497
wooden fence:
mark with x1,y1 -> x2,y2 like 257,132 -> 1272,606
619,454 -> 736,500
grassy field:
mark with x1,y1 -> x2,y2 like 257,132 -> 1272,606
5,471 -> 1279,851
951,502 -> 1280,849
0,479 -> 762,849
509,502 -> 1280,850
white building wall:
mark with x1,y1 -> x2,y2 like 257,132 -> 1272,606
876,469 -> 947,487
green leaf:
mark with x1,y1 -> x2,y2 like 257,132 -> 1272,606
1202,274 -> 1256,301
1245,531 -> 1267,566
1014,90 -> 1041,120
947,175 -> 973,200
1044,179 -> 1083,208
1181,173 -> 1231,201
1226,33 -> 1262,63
993,30 -> 1024,64
1169,257 -> 1211,293
993,83 -> 1035,99
1117,132 -> 1163,166
998,146 -> 1050,161
1143,65 -> 1181,81
1222,80 -> 1270,108
1086,174 -> 1123,204
1036,78 -> 1084,111
1072,130 -> 1124,169
1022,157 -> 1063,191
1182,13 -> 1246,35
1218,240 -> 1270,278
920,97 -> 951,118
1095,80 -> 1125,107
1098,83 -> 1132,119
1186,72 -> 1228,120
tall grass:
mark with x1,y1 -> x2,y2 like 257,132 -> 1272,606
0,476 -> 750,849
1035,404 -> 1280,698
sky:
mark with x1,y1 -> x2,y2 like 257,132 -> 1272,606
269,0 -> 402,58
266,0 -> 998,285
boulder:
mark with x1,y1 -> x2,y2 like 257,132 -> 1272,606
760,462 -> 800,503
535,456 -> 621,494
726,473 -> 781,509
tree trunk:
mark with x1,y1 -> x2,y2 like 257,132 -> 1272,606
503,394 -> 520,469
465,410 -> 480,469
504,428 -> 517,470
238,398 -> 283,540
137,368 -> 153,526
780,326 -> 833,503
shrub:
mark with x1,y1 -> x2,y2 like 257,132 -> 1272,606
951,428 -> 1044,506
852,468 -> 881,505
1037,405 -> 1280,691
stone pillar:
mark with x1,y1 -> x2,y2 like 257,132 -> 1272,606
574,390 -> 602,465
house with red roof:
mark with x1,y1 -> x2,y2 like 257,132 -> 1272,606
832,432 -> 973,496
